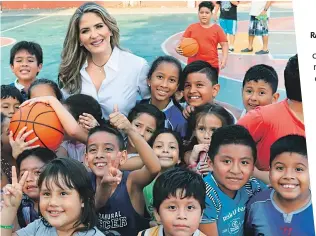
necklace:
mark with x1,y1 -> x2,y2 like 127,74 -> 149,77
91,57 -> 106,72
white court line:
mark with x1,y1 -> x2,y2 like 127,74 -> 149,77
1,15 -> 52,33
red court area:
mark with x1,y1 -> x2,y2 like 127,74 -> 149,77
162,17 -> 296,90
0,37 -> 16,47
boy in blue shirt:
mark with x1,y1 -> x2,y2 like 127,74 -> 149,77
244,135 -> 315,236
199,125 -> 266,236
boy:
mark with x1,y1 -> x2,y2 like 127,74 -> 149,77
138,167 -> 206,236
241,64 -> 279,117
176,1 -> 228,70
245,135 -> 315,235
85,106 -> 161,235
1,85 -> 24,118
238,54 -> 304,183
214,1 -> 239,52
181,60 -> 239,122
9,41 -> 43,100
199,125 -> 266,236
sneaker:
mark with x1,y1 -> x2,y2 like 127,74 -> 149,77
218,47 -> 222,50
255,50 -> 269,55
241,48 -> 253,53
229,48 -> 234,53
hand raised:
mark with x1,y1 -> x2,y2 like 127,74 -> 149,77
109,105 -> 132,133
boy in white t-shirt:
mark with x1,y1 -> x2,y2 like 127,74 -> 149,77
241,1 -> 272,55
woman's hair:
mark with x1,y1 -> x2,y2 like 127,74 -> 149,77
16,148 -> 57,173
37,158 -> 97,232
58,2 -> 121,94
28,78 -> 63,101
127,103 -> 166,131
185,103 -> 235,152
147,55 -> 184,112
63,94 -> 103,124
148,128 -> 184,164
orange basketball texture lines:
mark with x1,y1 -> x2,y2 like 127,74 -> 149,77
180,38 -> 199,57
9,103 -> 64,151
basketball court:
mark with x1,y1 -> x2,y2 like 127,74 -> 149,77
0,4 -> 296,111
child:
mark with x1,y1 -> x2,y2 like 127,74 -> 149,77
126,103 -> 165,158
176,1 -> 228,70
56,94 -> 103,161
16,148 -> 57,227
1,85 -> 24,118
28,78 -> 63,101
1,113 -> 12,184
141,55 -> 188,138
139,167 -> 207,236
184,103 -> 235,175
199,125 -> 266,236
214,1 -> 239,52
1,158 -> 104,235
9,41 -> 43,100
143,129 -> 184,223
244,135 -> 315,235
85,106 -> 161,235
241,64 -> 279,117
182,60 -> 238,121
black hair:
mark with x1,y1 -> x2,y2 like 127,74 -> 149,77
198,1 -> 214,11
127,103 -> 166,131
1,85 -> 24,104
243,64 -> 278,93
148,128 -> 184,164
37,158 -> 97,233
10,41 -> 43,67
153,167 -> 206,212
16,148 -> 57,173
270,135 -> 307,166
208,125 -> 257,163
87,122 -> 126,151
63,94 -> 103,124
284,54 -> 302,102
148,56 -> 184,112
182,60 -> 218,90
28,78 -> 63,101
185,103 -> 235,152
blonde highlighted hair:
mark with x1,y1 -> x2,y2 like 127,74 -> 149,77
58,2 -> 121,94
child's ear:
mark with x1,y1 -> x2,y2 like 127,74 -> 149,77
84,153 -> 89,167
272,92 -> 280,103
212,84 -> 220,99
119,150 -> 128,166
147,79 -> 151,87
153,208 -> 161,224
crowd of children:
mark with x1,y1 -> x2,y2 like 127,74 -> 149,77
1,1 -> 314,236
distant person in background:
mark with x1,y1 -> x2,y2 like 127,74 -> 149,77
214,1 -> 239,52
59,2 -> 150,119
9,41 -> 43,100
176,1 -> 228,70
241,1 -> 272,55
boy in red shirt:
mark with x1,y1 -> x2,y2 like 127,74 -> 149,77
176,1 -> 228,70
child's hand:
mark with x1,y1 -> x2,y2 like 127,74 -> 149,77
20,96 -> 57,107
9,128 -> 40,159
220,59 -> 227,69
182,105 -> 195,119
2,166 -> 28,209
109,105 -> 132,133
79,113 -> 100,131
101,166 -> 122,187
191,144 -> 209,162
175,45 -> 183,55
197,162 -> 211,175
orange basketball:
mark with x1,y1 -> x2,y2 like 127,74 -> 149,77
9,103 -> 64,151
179,38 -> 199,57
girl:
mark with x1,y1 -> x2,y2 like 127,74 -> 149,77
56,94 -> 103,162
16,148 -> 57,228
28,79 -> 63,101
125,103 -> 165,159
184,103 -> 234,175
141,56 -> 188,138
143,129 -> 184,223
59,2 -> 150,119
1,158 -> 103,235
